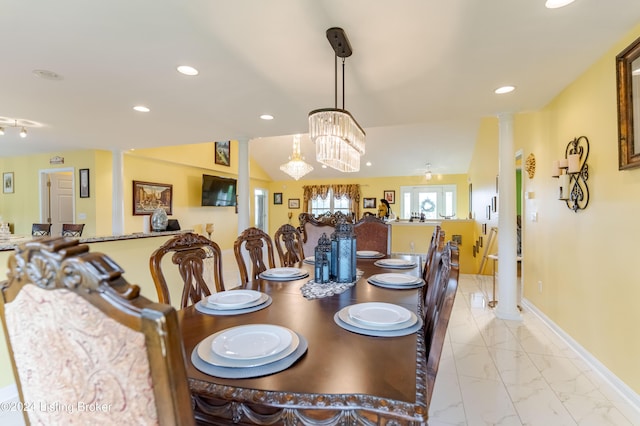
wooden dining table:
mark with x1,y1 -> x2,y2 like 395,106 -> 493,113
178,255 -> 429,425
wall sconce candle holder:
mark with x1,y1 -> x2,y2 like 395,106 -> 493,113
552,136 -> 589,212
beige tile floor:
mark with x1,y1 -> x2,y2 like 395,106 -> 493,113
2,274 -> 639,425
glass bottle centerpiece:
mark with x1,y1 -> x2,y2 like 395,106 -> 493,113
314,233 -> 331,283
151,208 -> 168,231
330,216 -> 357,283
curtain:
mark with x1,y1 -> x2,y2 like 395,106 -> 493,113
302,184 -> 361,219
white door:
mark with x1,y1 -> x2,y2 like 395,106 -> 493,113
40,169 -> 74,236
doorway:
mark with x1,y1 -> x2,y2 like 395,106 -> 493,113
39,168 -> 75,236
254,188 -> 268,232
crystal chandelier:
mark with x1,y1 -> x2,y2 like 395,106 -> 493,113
309,27 -> 365,173
279,134 -> 314,180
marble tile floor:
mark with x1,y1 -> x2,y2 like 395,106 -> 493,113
428,274 -> 640,426
2,274 -> 639,426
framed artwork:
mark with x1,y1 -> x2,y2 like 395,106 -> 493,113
274,192 -> 283,205
383,190 -> 395,204
215,141 -> 231,166
79,168 -> 90,198
363,197 -> 376,209
132,180 -> 173,215
3,172 -> 14,194
288,198 -> 300,209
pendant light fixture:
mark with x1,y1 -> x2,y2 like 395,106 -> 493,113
424,163 -> 432,181
280,134 -> 314,180
0,119 -> 28,138
309,27 -> 365,173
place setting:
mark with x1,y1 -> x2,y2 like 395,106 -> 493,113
195,289 -> 272,316
373,258 -> 417,269
367,273 -> 425,290
334,302 -> 423,337
191,324 -> 308,378
259,267 -> 309,281
356,250 -> 385,259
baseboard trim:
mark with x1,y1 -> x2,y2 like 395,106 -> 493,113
0,384 -> 17,402
521,298 -> 640,411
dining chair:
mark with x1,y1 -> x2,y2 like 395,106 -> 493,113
233,227 -> 276,286
424,241 -> 459,408
61,223 -> 85,237
31,223 -> 51,237
150,232 -> 224,308
297,213 -> 337,257
0,237 -> 195,426
422,225 -> 444,284
353,215 -> 392,255
274,223 -> 305,267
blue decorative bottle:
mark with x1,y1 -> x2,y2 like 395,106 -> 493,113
331,217 -> 357,283
314,233 -> 331,284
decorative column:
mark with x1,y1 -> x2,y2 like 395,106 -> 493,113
495,113 -> 522,321
112,149 -> 125,235
237,138 -> 251,233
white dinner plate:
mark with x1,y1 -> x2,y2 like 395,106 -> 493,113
204,293 -> 269,311
261,267 -> 306,277
374,259 -> 416,269
347,302 -> 412,326
356,250 -> 384,258
368,273 -> 421,286
212,324 -> 293,360
206,290 -> 262,308
337,306 -> 418,331
197,329 -> 300,368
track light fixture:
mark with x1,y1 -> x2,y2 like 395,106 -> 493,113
0,119 -> 29,138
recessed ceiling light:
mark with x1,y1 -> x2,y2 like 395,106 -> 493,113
260,114 -> 274,120
545,0 -> 575,9
133,105 -> 150,112
177,65 -> 199,76
495,85 -> 515,94
321,164 -> 327,168
366,161 -> 372,166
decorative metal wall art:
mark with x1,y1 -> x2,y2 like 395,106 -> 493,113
552,136 -> 590,212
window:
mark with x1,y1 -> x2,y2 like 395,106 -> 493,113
310,189 -> 351,215
400,185 -> 457,220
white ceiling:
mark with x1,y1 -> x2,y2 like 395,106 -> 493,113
2,1 -> 640,180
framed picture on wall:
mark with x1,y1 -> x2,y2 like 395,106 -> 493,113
3,172 -> 14,194
132,180 -> 173,215
79,168 -> 90,198
288,198 -> 300,209
383,190 -> 395,204
214,141 -> 231,166
363,197 -> 376,209
274,192 -> 283,205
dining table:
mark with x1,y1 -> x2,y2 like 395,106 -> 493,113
178,253 -> 429,425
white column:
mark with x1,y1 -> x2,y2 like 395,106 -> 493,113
495,113 -> 522,321
237,138 -> 251,233
112,149 -> 125,235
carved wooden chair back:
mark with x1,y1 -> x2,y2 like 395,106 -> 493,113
274,224 -> 305,267
424,241 -> 459,407
234,227 -> 276,285
31,223 -> 51,237
0,237 -> 194,426
150,232 -> 224,308
297,213 -> 337,257
61,223 -> 85,237
422,225 -> 444,283
353,215 -> 392,255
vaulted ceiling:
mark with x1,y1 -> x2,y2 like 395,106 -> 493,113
2,1 -> 640,179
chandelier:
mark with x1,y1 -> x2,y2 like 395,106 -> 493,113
309,27 -> 365,173
279,134 -> 314,180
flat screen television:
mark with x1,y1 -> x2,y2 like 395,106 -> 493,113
201,174 -> 237,206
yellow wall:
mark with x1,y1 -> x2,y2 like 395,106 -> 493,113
468,24 -> 640,394
267,174 -> 470,237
